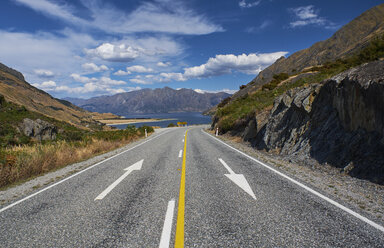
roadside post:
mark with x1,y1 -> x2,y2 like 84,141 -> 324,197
145,128 -> 147,138
216,128 -> 219,136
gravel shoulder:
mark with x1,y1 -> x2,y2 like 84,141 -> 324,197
0,128 -> 172,207
205,130 -> 384,227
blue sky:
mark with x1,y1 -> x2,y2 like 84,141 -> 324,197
0,0 -> 382,98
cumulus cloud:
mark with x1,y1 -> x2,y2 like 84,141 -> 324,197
32,80 -> 57,90
114,70 -> 131,76
71,73 -> 126,85
129,78 -> 153,85
85,43 -> 142,62
34,69 -> 55,78
114,65 -> 153,76
155,52 -> 287,82
157,61 -> 171,67
239,0 -> 261,8
85,36 -> 183,62
14,0 -> 223,35
289,5 -> 337,29
194,88 -> 237,94
126,65 -> 154,73
82,63 -> 109,72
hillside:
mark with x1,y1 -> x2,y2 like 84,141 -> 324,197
232,3 -> 384,99
0,63 -> 115,129
65,87 -> 231,115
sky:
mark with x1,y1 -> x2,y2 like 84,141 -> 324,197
0,0 -> 382,99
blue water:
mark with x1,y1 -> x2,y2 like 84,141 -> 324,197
111,112 -> 212,129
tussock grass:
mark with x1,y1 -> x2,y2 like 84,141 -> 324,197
0,126 -> 154,189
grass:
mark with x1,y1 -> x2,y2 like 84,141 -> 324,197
0,96 -> 155,188
214,34 -> 384,133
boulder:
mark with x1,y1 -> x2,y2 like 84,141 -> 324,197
19,118 -> 57,141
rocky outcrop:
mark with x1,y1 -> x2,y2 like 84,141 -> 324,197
19,118 -> 57,141
249,61 -> 384,184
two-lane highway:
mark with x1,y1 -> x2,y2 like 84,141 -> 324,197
1,127 -> 383,247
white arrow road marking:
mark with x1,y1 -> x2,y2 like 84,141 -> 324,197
94,159 -> 144,201
219,158 -> 256,200
178,150 -> 183,158
159,199 -> 176,248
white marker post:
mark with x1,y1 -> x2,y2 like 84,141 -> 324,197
145,128 -> 147,138
216,128 -> 219,136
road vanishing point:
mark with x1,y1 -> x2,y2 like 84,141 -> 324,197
1,126 -> 383,247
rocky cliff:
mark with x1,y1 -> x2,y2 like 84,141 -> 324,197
243,61 -> 384,184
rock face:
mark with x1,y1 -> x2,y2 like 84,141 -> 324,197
250,61 -> 384,184
19,118 -> 57,141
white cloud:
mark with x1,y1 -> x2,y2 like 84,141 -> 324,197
13,0 -> 87,26
82,63 -> 109,72
157,61 -> 171,67
155,52 -> 287,83
289,5 -> 336,28
85,36 -> 183,62
71,73 -> 96,84
34,69 -> 55,78
126,65 -> 154,73
114,65 -> 154,76
14,0 -> 223,35
71,73 -> 126,86
194,88 -> 237,94
129,78 -> 153,85
32,80 -> 57,90
0,29 -> 97,85
184,52 -> 288,78
159,72 -> 187,82
85,43 -> 142,62
114,70 -> 131,76
239,0 -> 261,8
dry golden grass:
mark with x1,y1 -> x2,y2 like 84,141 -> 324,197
0,136 -> 140,188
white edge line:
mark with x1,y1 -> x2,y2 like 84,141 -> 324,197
178,150 -> 183,158
202,129 -> 384,233
0,130 -> 172,213
159,199 -> 176,248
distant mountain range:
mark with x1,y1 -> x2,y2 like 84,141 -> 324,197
65,87 -> 231,115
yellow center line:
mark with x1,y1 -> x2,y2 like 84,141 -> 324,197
175,130 -> 188,248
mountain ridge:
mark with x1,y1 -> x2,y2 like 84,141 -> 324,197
0,62 -> 115,129
65,87 -> 231,115
232,3 -> 384,99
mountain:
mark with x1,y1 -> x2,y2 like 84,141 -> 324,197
64,87 -> 231,115
0,62 -> 114,129
232,3 -> 384,99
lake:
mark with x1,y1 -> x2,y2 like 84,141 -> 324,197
111,112 -> 212,129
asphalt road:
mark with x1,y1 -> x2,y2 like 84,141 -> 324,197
1,126 -> 383,247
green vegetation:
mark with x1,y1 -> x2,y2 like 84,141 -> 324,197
0,97 -> 155,188
215,34 -> 384,133
167,123 -> 177,127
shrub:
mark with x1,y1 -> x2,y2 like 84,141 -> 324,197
167,123 -> 177,127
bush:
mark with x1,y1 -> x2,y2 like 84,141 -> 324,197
167,123 -> 176,127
